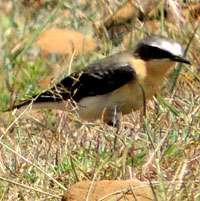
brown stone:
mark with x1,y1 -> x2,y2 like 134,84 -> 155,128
36,28 -> 98,56
62,179 -> 153,201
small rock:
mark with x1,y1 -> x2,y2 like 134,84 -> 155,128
62,179 -> 153,201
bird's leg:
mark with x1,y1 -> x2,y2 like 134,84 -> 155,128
139,85 -> 146,117
113,106 -> 121,149
139,85 -> 148,135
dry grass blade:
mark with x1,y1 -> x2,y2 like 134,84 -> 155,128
0,176 -> 61,199
0,0 -> 199,200
170,22 -> 200,92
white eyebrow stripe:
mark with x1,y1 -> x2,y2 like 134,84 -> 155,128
150,40 -> 183,56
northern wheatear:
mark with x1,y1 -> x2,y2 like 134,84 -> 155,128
9,35 -> 190,126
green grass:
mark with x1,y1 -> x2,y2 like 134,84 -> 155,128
0,0 -> 200,200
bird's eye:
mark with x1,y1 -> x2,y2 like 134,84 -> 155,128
134,44 -> 173,60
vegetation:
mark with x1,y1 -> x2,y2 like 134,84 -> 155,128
0,0 -> 199,200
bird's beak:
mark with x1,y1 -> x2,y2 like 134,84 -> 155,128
172,55 -> 191,65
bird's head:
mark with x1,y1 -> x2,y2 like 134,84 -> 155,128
134,35 -> 190,71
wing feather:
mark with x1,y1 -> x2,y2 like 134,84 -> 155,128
69,62 -> 136,101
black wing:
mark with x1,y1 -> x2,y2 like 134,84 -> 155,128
67,62 -> 136,101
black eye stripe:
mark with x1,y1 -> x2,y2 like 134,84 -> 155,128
134,44 -> 174,60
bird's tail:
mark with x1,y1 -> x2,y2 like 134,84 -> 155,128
5,85 -> 71,112
5,73 -> 75,112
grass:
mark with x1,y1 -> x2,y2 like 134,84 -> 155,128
0,0 -> 200,200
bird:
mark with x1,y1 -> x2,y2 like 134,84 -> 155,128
8,35 -> 190,127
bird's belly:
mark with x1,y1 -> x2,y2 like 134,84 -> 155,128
76,81 -> 147,122
69,79 -> 159,121
113,82 -> 145,114
77,95 -> 112,121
